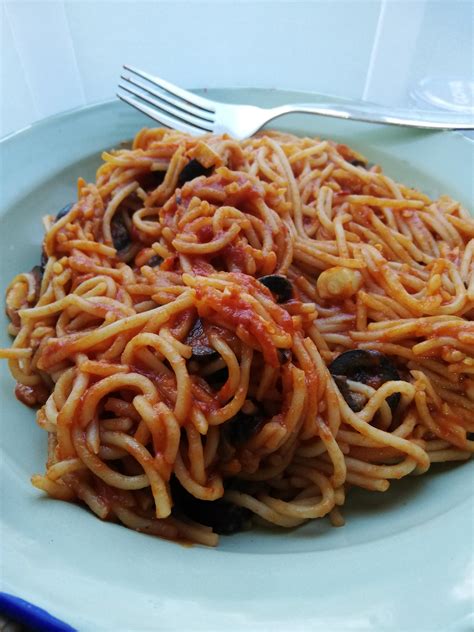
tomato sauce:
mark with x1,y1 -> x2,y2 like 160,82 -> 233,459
196,285 -> 280,367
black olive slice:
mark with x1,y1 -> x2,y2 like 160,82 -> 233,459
278,348 -> 292,364
224,410 -> 265,445
148,255 -> 163,267
332,375 -> 367,413
170,477 -> 251,535
329,349 -> 401,413
111,216 -> 131,252
258,275 -> 293,303
349,159 -> 375,170
191,345 -> 218,360
177,159 -> 213,187
138,170 -> 166,191
30,265 -> 43,281
185,318 -> 218,360
40,246 -> 48,272
55,203 -> 74,221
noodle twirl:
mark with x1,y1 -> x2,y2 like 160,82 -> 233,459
1,128 -> 473,546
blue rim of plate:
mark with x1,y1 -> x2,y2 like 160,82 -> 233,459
0,592 -> 75,631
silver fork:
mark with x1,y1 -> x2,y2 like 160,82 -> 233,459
118,65 -> 474,139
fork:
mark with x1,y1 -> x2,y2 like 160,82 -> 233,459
118,65 -> 474,139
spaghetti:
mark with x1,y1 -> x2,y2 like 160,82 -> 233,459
1,128 -> 473,546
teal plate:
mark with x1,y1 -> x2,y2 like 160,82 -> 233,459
1,90 -> 473,632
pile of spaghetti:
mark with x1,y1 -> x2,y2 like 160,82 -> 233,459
2,128 -> 473,546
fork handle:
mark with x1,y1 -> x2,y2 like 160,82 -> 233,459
267,103 -> 474,130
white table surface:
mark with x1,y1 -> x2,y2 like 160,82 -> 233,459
1,0 -> 473,139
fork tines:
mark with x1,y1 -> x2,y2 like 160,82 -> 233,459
117,65 -> 215,134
